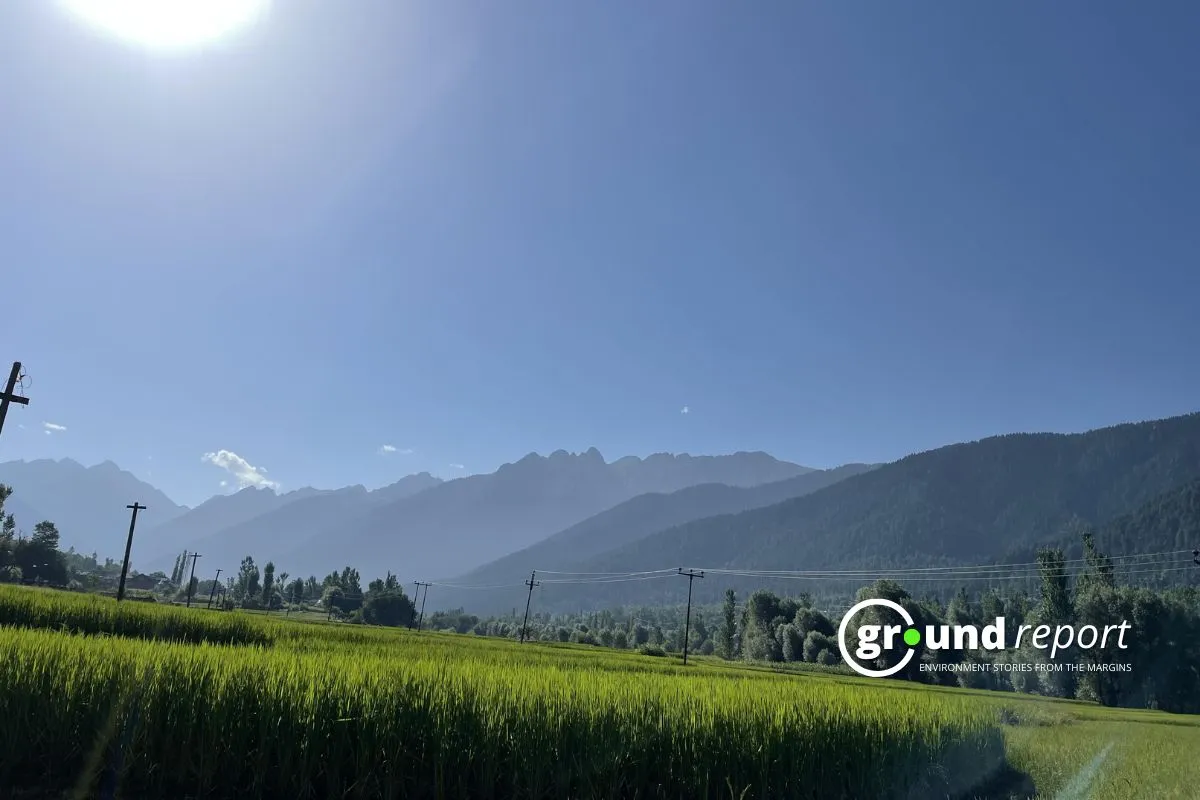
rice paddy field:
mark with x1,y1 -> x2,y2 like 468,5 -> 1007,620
1,585 -> 1197,799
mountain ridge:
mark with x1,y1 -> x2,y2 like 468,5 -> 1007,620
0,458 -> 187,556
433,462 -> 878,613
496,411 -> 1200,612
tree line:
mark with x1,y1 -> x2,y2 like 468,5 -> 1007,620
433,534 -> 1199,714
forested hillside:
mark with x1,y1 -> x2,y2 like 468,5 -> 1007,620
523,413 -> 1200,611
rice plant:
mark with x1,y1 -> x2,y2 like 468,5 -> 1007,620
0,584 -> 271,647
0,622 -> 1012,799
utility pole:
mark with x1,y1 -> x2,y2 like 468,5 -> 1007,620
520,571 -> 540,644
115,502 -> 146,602
678,568 -> 705,665
185,553 -> 202,607
414,581 -> 430,632
0,362 -> 30,444
410,581 -> 429,630
206,568 -> 223,609
409,582 -> 419,629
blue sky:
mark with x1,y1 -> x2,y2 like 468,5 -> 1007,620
2,1 -> 1198,508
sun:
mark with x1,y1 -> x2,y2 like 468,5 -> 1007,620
59,0 -> 271,51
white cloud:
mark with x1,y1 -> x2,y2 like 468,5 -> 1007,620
680,405 -> 689,415
201,449 -> 280,490
378,444 -> 415,456
219,480 -> 228,488
43,422 -> 67,434
379,444 -> 397,454
449,463 -> 465,470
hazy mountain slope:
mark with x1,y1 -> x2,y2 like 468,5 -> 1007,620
436,463 -> 877,612
274,450 -> 811,582
0,459 -> 185,555
0,495 -> 46,536
145,472 -> 443,577
140,485 -> 327,566
517,412 -> 1200,612
1095,477 -> 1200,562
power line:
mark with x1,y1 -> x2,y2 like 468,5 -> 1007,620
708,562 -> 1197,583
701,549 -> 1195,577
533,568 -> 678,577
424,551 -> 1194,592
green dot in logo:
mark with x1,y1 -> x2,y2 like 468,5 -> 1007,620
903,628 -> 921,647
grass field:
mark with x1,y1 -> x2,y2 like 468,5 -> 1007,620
0,585 -> 1196,799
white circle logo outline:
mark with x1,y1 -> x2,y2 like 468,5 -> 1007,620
838,598 -> 917,678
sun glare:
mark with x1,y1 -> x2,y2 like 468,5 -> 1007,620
59,0 -> 271,51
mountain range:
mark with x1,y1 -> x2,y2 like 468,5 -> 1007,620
0,459 -> 186,554
518,413 -> 1200,611
0,450 -> 814,583
4,411 -> 1199,617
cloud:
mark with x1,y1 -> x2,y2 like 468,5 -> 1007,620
680,405 -> 689,415
219,480 -> 228,488
448,463 -> 465,470
379,444 -> 397,454
378,444 -> 415,456
201,449 -> 280,490
43,422 -> 67,434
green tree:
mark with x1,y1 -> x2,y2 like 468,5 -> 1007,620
262,561 -> 276,607
743,589 -> 784,661
717,589 -> 736,660
31,521 -> 60,551
1033,548 -> 1076,698
780,623 -> 804,662
362,590 -> 415,627
235,556 -> 260,603
803,630 -> 837,663
285,577 -> 306,605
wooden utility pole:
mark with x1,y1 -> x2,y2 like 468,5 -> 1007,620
185,553 -> 202,607
678,568 -> 705,665
414,581 -> 430,632
115,502 -> 147,602
520,571 -> 540,644
0,362 -> 30,443
206,568 -> 223,609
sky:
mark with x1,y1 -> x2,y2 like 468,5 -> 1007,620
2,1 -> 1198,508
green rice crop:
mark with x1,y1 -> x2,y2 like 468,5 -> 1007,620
0,584 -> 271,647
0,621 -> 1008,799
